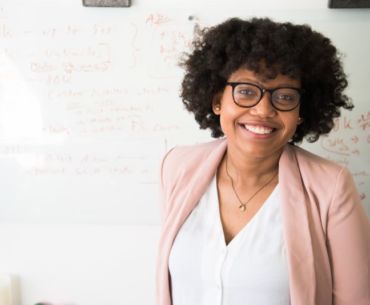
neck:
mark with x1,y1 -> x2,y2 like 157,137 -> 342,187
222,146 -> 281,186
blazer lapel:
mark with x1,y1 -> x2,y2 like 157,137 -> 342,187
279,145 -> 317,305
164,139 -> 227,237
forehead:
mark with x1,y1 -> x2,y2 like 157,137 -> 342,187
228,67 -> 301,88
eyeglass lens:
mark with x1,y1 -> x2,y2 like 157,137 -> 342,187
233,83 -> 300,111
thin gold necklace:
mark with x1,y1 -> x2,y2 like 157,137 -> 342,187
225,156 -> 278,212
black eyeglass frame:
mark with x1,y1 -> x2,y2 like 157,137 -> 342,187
226,81 -> 304,112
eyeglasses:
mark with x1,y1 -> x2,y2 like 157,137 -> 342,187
226,82 -> 303,111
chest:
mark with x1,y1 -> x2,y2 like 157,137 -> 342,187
168,177 -> 290,305
217,178 -> 279,244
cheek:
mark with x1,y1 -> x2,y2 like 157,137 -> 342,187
285,107 -> 300,125
219,107 -> 239,133
284,115 -> 300,135
218,96 -> 239,132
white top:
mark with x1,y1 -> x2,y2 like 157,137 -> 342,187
169,175 -> 291,305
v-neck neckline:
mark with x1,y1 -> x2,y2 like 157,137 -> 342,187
211,175 -> 279,248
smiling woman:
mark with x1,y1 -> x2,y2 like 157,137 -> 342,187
213,68 -> 302,161
156,17 -> 370,305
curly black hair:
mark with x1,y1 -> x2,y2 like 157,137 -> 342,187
180,17 -> 353,143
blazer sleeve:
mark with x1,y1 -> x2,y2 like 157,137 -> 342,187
326,167 -> 370,305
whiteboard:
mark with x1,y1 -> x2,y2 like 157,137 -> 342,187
0,3 -> 369,227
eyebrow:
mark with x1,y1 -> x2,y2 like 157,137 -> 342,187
231,78 -> 300,88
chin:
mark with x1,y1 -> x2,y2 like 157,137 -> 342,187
239,145 -> 285,160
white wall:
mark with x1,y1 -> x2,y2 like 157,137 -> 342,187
0,1 -> 369,305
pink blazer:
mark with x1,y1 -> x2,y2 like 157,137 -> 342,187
156,138 -> 370,305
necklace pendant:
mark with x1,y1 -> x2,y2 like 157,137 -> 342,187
239,204 -> 247,212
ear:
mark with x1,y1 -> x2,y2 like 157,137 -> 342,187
212,93 -> 222,115
297,117 -> 304,125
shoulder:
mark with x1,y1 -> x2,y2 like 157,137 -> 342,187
287,144 -> 348,179
282,144 -> 356,202
160,138 -> 225,184
164,138 -> 225,168
285,144 -> 360,210
158,138 -> 226,219
282,145 -> 364,236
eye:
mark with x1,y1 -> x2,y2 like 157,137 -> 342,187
273,89 -> 299,103
277,94 -> 294,101
239,89 -> 256,96
235,84 -> 259,98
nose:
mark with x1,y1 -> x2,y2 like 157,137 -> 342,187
250,92 -> 276,117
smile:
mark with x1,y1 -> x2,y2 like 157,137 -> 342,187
242,124 -> 275,135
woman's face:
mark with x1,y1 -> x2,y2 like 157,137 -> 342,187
213,67 -> 302,161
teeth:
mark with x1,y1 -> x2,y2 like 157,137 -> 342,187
244,124 -> 273,134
